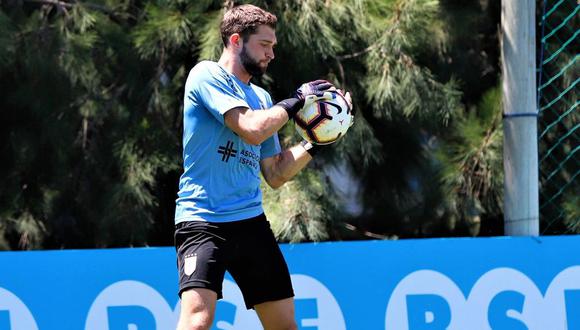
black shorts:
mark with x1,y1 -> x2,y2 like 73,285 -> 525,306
174,214 -> 294,309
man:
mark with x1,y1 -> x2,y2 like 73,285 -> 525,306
174,4 -> 351,330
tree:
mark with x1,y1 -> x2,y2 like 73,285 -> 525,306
0,0 -> 185,248
0,0 -> 510,249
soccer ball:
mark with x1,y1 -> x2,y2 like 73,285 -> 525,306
294,91 -> 353,145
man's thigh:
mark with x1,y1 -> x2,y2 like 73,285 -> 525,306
227,216 -> 294,309
175,221 -> 228,298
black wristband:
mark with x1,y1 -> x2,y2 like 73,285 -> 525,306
276,97 -> 304,119
300,140 -> 321,157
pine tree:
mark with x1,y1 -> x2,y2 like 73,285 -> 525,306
0,0 -> 512,248
0,0 -> 183,248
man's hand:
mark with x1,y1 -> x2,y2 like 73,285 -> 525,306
276,80 -> 335,119
337,89 -> 355,127
293,80 -> 334,101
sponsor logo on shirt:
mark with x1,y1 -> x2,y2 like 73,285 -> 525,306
239,149 -> 259,170
217,141 -> 259,169
217,141 -> 237,162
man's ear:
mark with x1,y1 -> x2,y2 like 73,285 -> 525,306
229,33 -> 242,48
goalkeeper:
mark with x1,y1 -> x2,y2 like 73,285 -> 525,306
174,4 -> 351,330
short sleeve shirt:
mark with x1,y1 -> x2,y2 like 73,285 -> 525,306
174,61 -> 281,224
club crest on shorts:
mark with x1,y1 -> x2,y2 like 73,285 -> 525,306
184,253 -> 197,276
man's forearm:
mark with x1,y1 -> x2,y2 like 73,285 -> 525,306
224,105 -> 290,145
278,143 -> 313,179
261,143 -> 313,189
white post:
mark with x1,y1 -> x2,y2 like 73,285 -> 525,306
501,0 -> 539,235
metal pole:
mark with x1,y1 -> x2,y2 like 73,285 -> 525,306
501,0 -> 539,235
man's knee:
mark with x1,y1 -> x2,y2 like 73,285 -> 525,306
177,288 -> 217,330
284,322 -> 298,330
176,312 -> 214,330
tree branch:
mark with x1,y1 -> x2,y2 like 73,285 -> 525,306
336,43 -> 380,60
336,1 -> 405,61
344,223 -> 390,239
24,0 -> 116,17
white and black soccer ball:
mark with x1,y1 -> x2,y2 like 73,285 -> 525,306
294,91 -> 353,145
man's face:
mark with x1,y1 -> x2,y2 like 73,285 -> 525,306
239,25 -> 276,77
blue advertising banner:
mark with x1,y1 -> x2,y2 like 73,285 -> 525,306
0,235 -> 579,329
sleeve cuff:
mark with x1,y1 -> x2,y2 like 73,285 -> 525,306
300,140 -> 320,157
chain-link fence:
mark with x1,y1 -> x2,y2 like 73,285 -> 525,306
537,0 -> 579,233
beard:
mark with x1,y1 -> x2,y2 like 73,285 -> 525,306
240,45 -> 267,77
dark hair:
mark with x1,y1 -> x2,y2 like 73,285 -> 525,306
220,4 -> 277,46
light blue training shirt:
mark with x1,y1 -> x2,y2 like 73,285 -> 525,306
174,61 -> 281,224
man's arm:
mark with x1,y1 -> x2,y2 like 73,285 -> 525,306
224,105 -> 289,146
260,142 -> 314,189
223,80 -> 334,146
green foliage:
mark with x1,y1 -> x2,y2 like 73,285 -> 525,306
436,85 -> 503,235
262,169 -> 335,242
197,10 -> 223,61
0,10 -> 15,67
133,3 -> 194,59
0,0 -> 508,248
0,0 -> 182,249
362,0 -> 459,122
562,193 -> 580,233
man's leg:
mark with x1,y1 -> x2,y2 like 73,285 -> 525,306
254,297 -> 298,330
177,288 -> 217,330
227,216 -> 296,329
175,221 -> 228,330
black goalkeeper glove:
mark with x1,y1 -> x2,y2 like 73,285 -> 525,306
293,79 -> 334,101
276,80 -> 334,119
